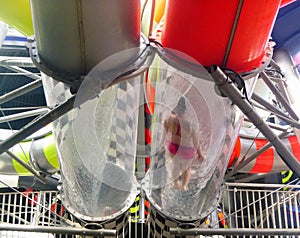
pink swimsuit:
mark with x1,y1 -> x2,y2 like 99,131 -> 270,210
167,141 -> 197,159
166,119 -> 196,159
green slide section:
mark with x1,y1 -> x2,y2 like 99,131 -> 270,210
43,134 -> 60,170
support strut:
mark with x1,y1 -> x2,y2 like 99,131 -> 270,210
0,95 -> 76,156
209,65 -> 300,178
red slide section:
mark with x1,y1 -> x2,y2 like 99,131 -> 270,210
161,0 -> 281,73
229,133 -> 300,173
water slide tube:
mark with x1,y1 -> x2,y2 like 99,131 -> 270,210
0,0 -> 143,229
161,0 -> 281,73
230,128 -> 300,173
2,2 -> 296,177
0,125 -> 59,176
0,0 -> 298,229
29,0 -> 142,224
29,0 -> 141,83
229,48 -> 300,174
145,0 -> 287,235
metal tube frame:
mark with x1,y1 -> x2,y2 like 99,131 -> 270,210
170,228 -> 300,236
0,224 -> 116,237
0,79 -> 43,105
0,95 -> 76,156
260,71 -> 299,121
5,150 -> 46,183
269,59 -> 282,71
3,65 -> 41,81
209,65 -> 300,178
251,92 -> 300,128
0,56 -> 36,68
243,117 -> 290,132
0,45 -> 152,176
0,108 -> 49,124
252,92 -> 290,119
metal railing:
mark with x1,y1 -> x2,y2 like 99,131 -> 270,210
0,183 -> 300,237
0,190 -> 74,238
216,182 -> 300,238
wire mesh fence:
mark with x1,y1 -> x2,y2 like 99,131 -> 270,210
219,182 -> 300,238
0,189 -> 74,238
0,182 -> 299,237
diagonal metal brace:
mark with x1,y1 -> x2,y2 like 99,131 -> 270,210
0,79 -> 43,105
208,65 -> 300,178
0,95 -> 76,156
225,131 -> 290,179
5,150 -> 46,184
260,71 -> 299,121
251,92 -> 300,128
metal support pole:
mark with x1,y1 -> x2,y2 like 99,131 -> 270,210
251,92 -> 300,128
260,71 -> 299,121
0,57 -> 36,68
270,59 -> 282,71
277,79 -> 290,102
0,108 -> 49,123
209,65 -> 300,178
3,65 -> 41,81
243,117 -> 290,132
5,150 -> 46,183
170,228 -> 300,236
252,92 -> 289,118
0,224 -> 116,237
0,79 -> 43,105
0,95 -> 76,156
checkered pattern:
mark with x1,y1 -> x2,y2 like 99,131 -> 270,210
106,80 -> 137,165
148,205 -> 178,238
42,77 -> 74,145
153,147 -> 166,170
148,205 -> 204,238
101,211 -> 129,238
54,113 -> 73,144
43,77 -> 72,107
44,77 -> 137,234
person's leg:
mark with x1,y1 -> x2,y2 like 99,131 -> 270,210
181,167 -> 191,191
170,156 -> 181,189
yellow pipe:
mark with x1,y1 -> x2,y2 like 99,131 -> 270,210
0,129 -> 59,175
